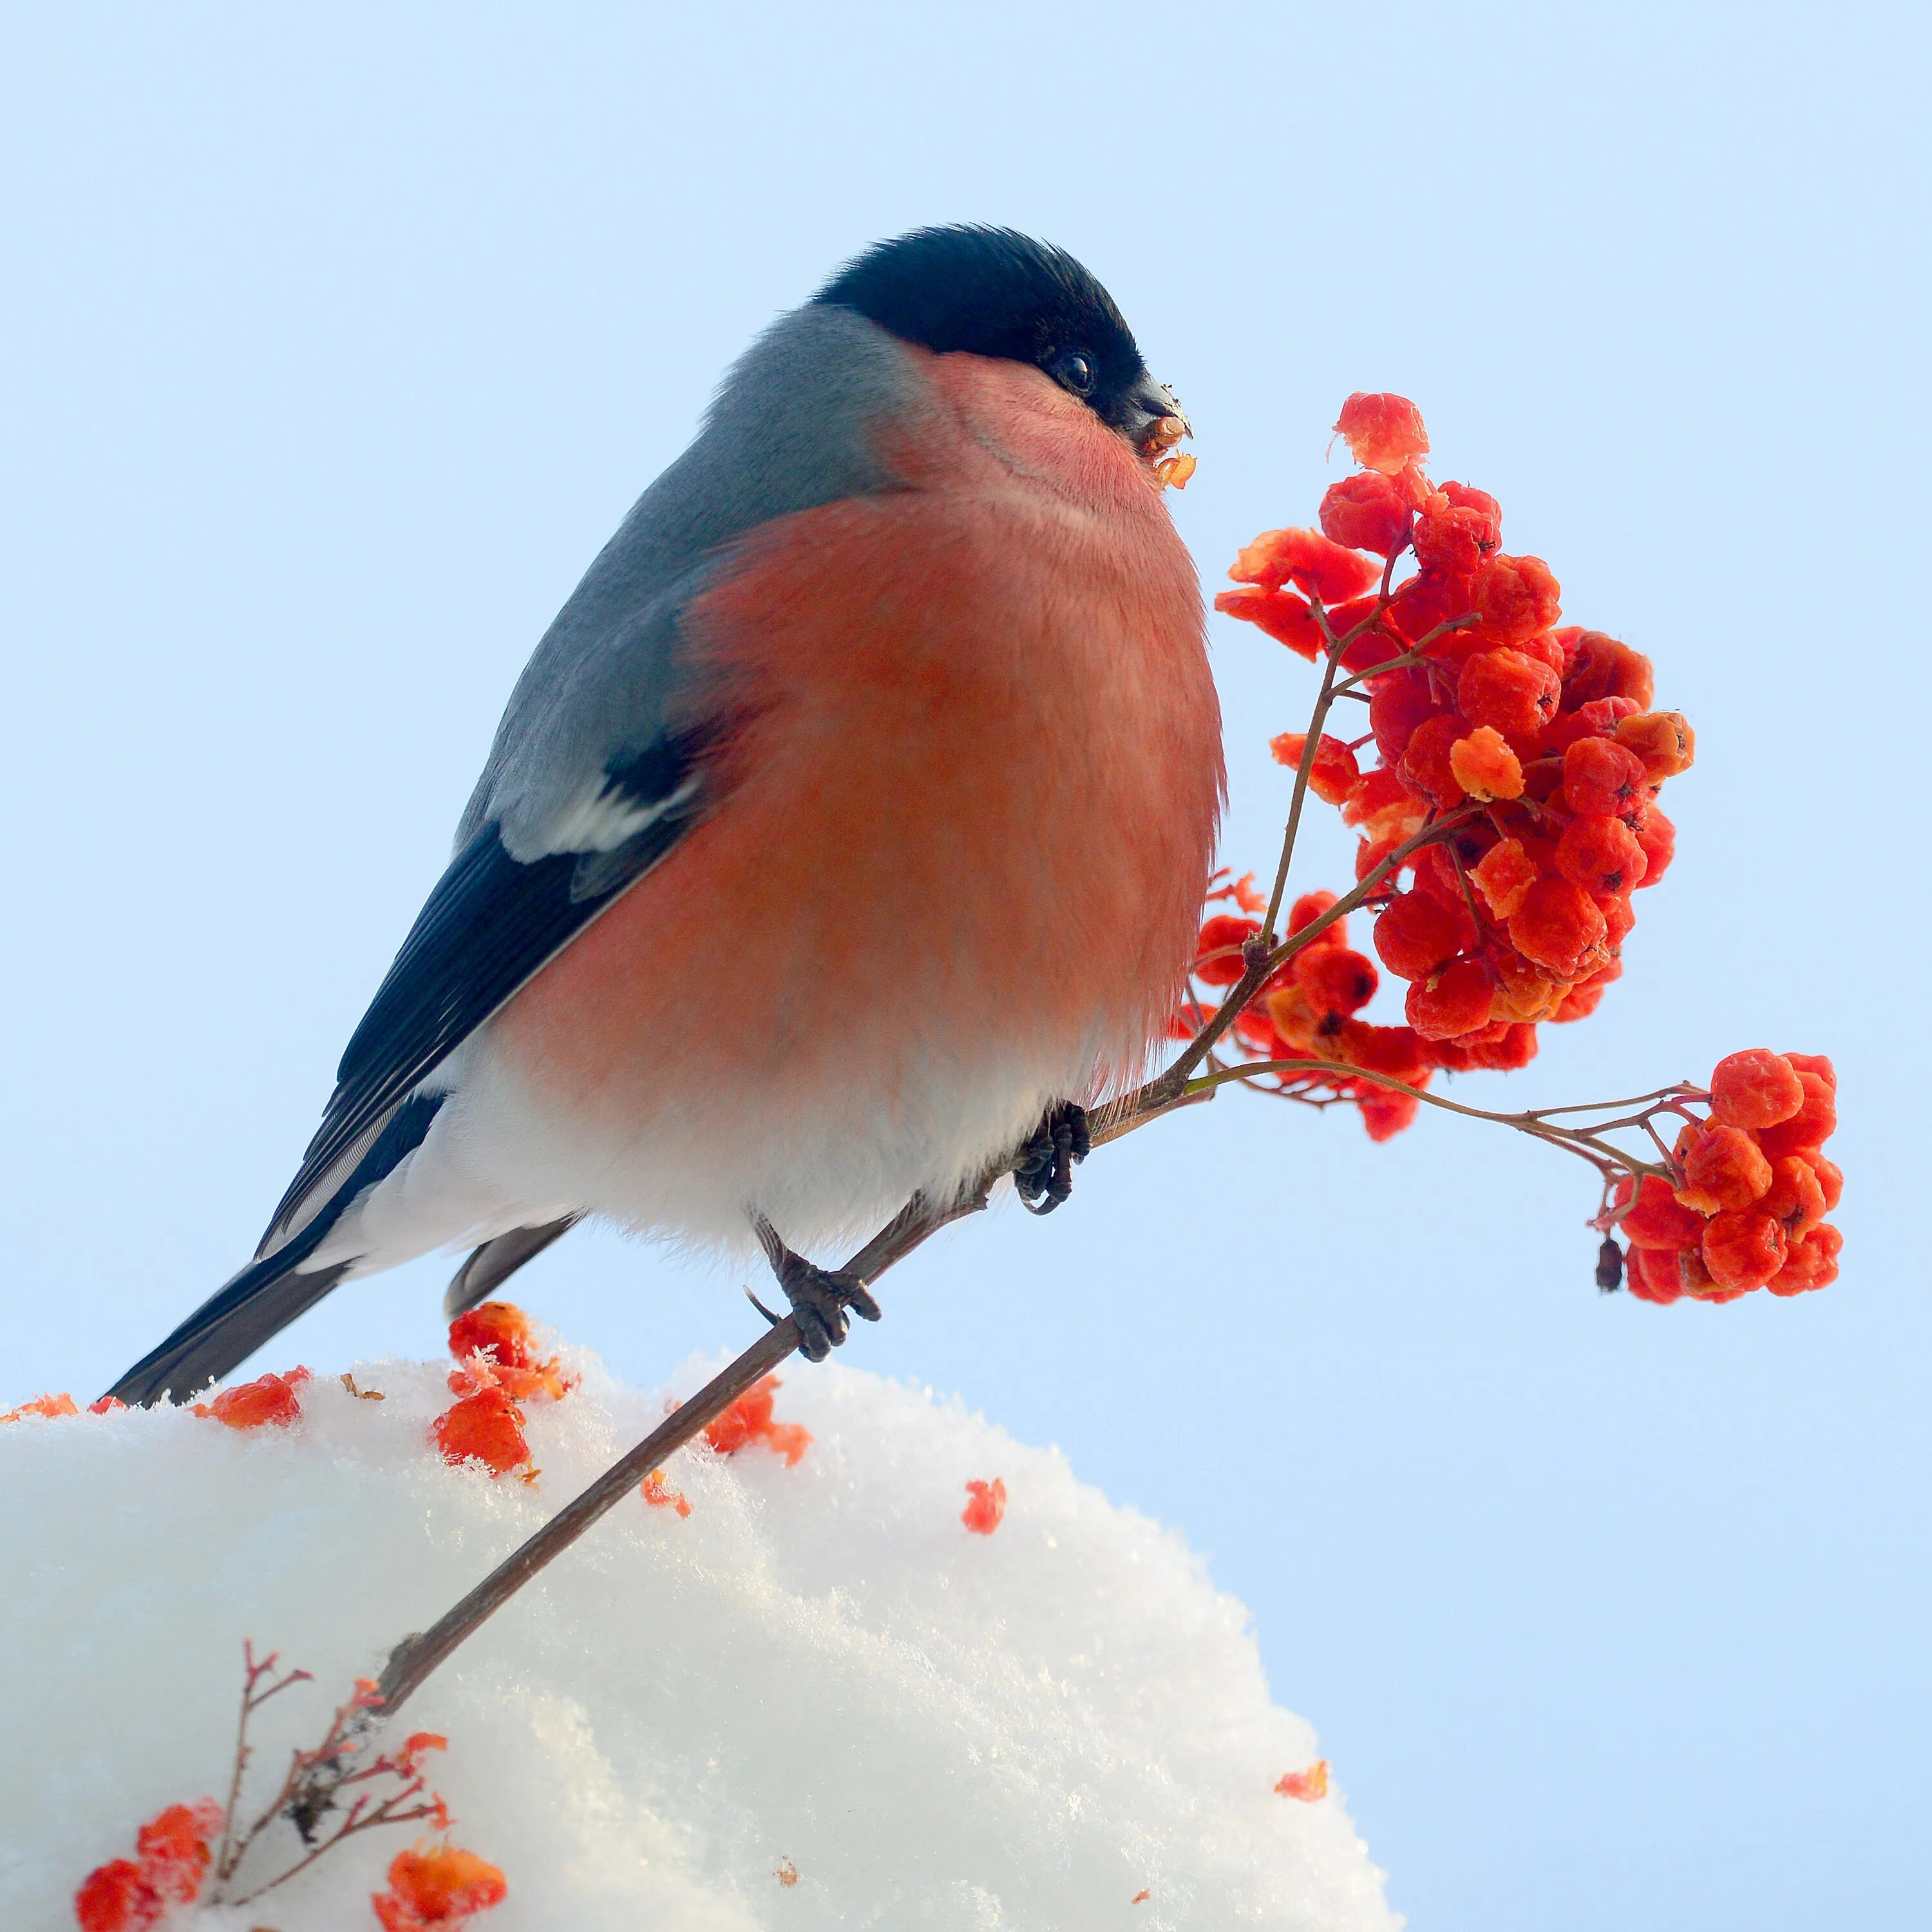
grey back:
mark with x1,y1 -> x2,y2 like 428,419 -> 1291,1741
458,302 -> 923,862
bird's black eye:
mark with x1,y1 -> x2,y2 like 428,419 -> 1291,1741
1048,348 -> 1095,395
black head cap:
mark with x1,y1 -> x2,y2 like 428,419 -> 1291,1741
814,225 -> 1182,446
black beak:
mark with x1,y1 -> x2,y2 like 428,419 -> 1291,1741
1122,373 -> 1191,453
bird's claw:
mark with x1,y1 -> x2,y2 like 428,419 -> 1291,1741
752,1215 -> 881,1361
1013,1101 -> 1090,1216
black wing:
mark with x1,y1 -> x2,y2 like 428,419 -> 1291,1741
259,735 -> 708,1252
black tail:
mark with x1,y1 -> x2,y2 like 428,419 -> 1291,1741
443,1214 -> 581,1319
104,1096 -> 444,1407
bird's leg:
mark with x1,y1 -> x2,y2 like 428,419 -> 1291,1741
749,1213 -> 884,1363
1012,1101 -> 1091,1216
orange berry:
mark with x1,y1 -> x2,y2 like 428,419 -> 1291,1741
1405,958 -> 1493,1039
1472,554 -> 1562,643
195,1370 -> 307,1431
1229,526 -> 1383,604
373,1844 -> 508,1932
1270,730 -> 1361,805
1759,1157 -> 1827,1242
1374,890 -> 1467,981
1615,710 -> 1696,781
1555,815 -> 1647,895
432,1388 -> 529,1477
1559,630 -> 1655,710
1633,808 -> 1676,887
1213,585 -> 1323,661
1448,726 -> 1524,802
1194,914 -> 1260,987
1708,1050 -> 1804,1130
961,1477 -> 1008,1535
1507,875 -> 1609,978
1675,1123 -> 1774,1214
1457,647 -> 1562,737
1754,1071 -> 1837,1159
1470,838 -> 1539,920
1341,765 -> 1428,844
1701,1210 -> 1788,1292
1814,1157 -> 1844,1211
1287,890 -> 1348,950
1398,713 -> 1469,808
1562,736 -> 1651,819
1295,946 -> 1379,1016
1319,471 -> 1413,556
1767,1223 -> 1842,1297
1616,1173 -> 1708,1250
1334,392 -> 1430,474
448,1300 -> 538,1371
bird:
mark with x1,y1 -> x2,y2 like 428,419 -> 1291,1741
106,224 -> 1224,1405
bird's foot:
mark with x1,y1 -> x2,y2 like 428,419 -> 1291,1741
1012,1101 -> 1090,1216
750,1215 -> 882,1363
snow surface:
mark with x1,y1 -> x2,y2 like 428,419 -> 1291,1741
2,1342 -> 1401,1929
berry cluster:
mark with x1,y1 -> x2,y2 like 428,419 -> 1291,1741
1610,1050 -> 1843,1302
1206,393 -> 1692,1138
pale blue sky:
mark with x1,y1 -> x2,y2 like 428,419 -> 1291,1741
4,5 -> 1926,1926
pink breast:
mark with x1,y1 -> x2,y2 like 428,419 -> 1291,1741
493,354 -> 1224,1139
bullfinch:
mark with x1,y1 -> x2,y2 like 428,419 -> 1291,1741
108,225 -> 1224,1403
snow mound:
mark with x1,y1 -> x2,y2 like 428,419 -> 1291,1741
3,1345 -> 1399,1929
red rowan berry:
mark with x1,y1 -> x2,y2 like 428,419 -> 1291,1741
1368,667 -> 1446,762
1486,947 -> 1567,1024
1195,914 -> 1261,987
1449,726 -> 1525,802
1562,736 -> 1650,819
1560,631 -> 1655,710
1341,770 -> 1428,851
1356,1083 -> 1423,1142
1458,647 -> 1563,737
1399,713 -> 1468,808
1633,808 -> 1675,887
1555,815 -> 1648,895
1214,585 -> 1323,661
1507,875 -> 1609,978
1374,890 -> 1467,981
1271,730 -> 1361,804
1406,958 -> 1494,1039
1617,1173 -> 1708,1250
1624,1245 -> 1685,1305
1755,1072 -> 1838,1159
1759,1156 -> 1827,1242
1472,554 -> 1562,643
1320,472 -> 1412,556
1464,1021 -> 1539,1070
1545,695 -> 1639,755
1231,527 -> 1383,604
1297,946 -> 1380,1016
1676,1123 -> 1774,1213
1709,1049 -> 1805,1129
1385,570 -> 1477,649
1595,890 -> 1636,950
1702,1209 -> 1788,1292
1288,890 -> 1347,949
1767,1223 -> 1842,1296
1814,1156 -> 1844,1211
1470,838 -> 1539,920
1336,1019 -> 1432,1084
1550,976 -> 1609,1021
1334,392 -> 1430,474
1615,711 -> 1696,781
1783,1052 -> 1837,1088
1414,489 -> 1499,576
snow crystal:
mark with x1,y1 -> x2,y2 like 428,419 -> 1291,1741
1,1344 -> 1400,1929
